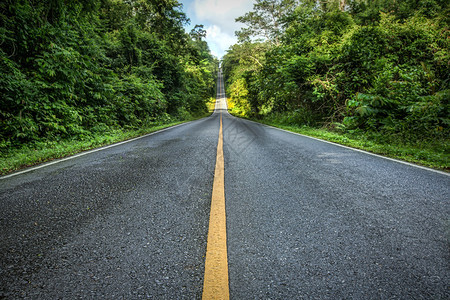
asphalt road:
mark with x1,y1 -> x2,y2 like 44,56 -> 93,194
1,71 -> 449,299
0,115 -> 219,298
223,115 -> 449,299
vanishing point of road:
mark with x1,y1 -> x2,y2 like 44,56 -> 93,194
1,70 -> 449,299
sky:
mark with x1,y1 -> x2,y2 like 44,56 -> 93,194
179,0 -> 254,59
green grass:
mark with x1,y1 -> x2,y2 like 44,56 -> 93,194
0,113 -> 210,176
233,111 -> 449,172
3,107 -> 448,175
207,97 -> 216,113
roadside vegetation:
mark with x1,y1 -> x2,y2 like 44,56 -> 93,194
0,0 -> 218,175
0,114 -> 211,175
257,113 -> 448,170
223,0 -> 449,171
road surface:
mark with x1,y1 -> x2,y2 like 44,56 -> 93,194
1,70 -> 449,299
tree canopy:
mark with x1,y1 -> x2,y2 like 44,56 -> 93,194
224,0 -> 449,143
0,0 -> 218,151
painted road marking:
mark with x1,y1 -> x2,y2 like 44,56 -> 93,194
202,113 -> 229,299
0,122 -> 195,180
230,116 -> 449,177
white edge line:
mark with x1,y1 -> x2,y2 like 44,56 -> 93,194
1,121 -> 197,180
232,115 -> 449,177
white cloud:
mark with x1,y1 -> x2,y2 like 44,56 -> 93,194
181,0 -> 254,58
204,25 -> 237,59
193,0 -> 253,35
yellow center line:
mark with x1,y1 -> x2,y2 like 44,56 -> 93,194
202,113 -> 229,300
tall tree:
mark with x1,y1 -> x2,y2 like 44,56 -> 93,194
235,0 -> 299,46
0,0 -> 218,151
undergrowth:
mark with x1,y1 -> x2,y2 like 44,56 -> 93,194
242,111 -> 449,171
0,112 -> 210,176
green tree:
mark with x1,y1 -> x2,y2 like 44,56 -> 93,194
224,0 -> 449,142
236,0 -> 298,45
0,0 -> 218,152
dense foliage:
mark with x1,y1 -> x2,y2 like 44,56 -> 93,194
224,0 -> 449,144
0,0 -> 218,151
